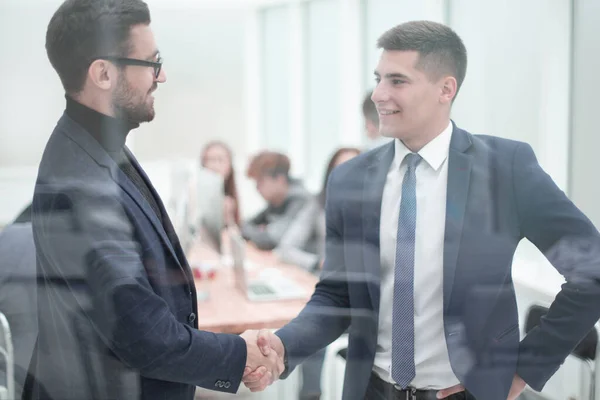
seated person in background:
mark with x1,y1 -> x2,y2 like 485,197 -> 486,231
275,147 -> 361,272
274,147 -> 360,400
200,141 -> 241,227
242,151 -> 310,251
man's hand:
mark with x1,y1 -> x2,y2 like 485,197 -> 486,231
436,383 -> 465,399
435,375 -> 526,399
241,329 -> 285,392
506,375 -> 526,400
240,330 -> 284,392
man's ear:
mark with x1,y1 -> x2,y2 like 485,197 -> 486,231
440,76 -> 458,104
88,59 -> 116,90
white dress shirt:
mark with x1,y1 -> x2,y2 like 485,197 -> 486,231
373,121 -> 460,389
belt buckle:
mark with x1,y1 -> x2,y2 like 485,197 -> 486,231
404,387 -> 417,400
392,383 -> 417,400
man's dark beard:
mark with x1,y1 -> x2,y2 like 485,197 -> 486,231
112,77 -> 155,123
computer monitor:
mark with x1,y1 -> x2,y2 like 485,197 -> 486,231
229,230 -> 306,301
230,230 -> 249,293
172,192 -> 193,253
166,161 -> 194,253
194,167 -> 225,254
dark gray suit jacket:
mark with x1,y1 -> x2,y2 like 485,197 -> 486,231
29,114 -> 247,400
276,123 -> 600,400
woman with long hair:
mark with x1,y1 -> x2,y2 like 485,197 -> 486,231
200,141 -> 241,227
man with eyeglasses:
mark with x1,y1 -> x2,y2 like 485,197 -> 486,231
25,1 -> 282,400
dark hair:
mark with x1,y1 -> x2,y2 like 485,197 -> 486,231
318,147 -> 361,207
200,141 -> 240,226
362,90 -> 379,124
377,20 -> 467,98
46,0 -> 151,94
246,151 -> 291,180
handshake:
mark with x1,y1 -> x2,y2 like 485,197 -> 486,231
240,329 -> 286,392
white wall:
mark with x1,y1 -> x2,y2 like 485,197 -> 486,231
449,0 -> 572,191
570,0 -> 600,228
0,2 -> 65,167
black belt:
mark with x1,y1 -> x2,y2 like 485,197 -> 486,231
367,373 -> 468,400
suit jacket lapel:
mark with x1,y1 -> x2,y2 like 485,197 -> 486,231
122,147 -> 184,268
362,143 -> 395,310
112,158 -> 183,270
59,114 -> 183,269
443,124 -> 472,310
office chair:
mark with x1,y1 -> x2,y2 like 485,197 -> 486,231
0,311 -> 14,400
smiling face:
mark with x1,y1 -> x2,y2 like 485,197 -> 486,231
372,50 -> 457,150
111,24 -> 167,123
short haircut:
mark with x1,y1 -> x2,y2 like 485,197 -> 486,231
46,0 -> 151,94
377,20 -> 467,97
362,91 -> 379,124
246,151 -> 291,180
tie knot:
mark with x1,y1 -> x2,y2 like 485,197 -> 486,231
404,153 -> 421,170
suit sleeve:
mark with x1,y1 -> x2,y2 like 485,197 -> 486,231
275,169 -> 352,377
33,182 -> 247,392
512,143 -> 600,390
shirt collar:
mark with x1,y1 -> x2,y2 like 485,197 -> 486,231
392,121 -> 453,171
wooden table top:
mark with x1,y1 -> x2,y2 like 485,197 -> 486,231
187,236 -> 318,334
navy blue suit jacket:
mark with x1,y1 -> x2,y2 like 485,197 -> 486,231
29,114 -> 246,400
276,124 -> 600,400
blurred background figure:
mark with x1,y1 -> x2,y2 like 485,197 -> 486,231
200,141 -> 241,227
275,147 -> 361,272
242,151 -> 310,251
362,90 -> 391,150
274,146 -> 361,400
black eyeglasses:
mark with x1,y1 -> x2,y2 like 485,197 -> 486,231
93,56 -> 163,79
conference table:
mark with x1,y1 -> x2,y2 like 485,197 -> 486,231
187,234 -> 319,334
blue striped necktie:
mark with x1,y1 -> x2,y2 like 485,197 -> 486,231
391,153 -> 422,388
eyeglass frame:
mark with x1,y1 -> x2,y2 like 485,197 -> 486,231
91,55 -> 163,79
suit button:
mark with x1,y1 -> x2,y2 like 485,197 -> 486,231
224,382 -> 231,389
188,313 -> 196,324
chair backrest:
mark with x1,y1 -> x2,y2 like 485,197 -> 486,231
194,167 -> 225,254
0,312 -> 14,400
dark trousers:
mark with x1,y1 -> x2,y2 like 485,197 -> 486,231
365,373 -> 475,400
